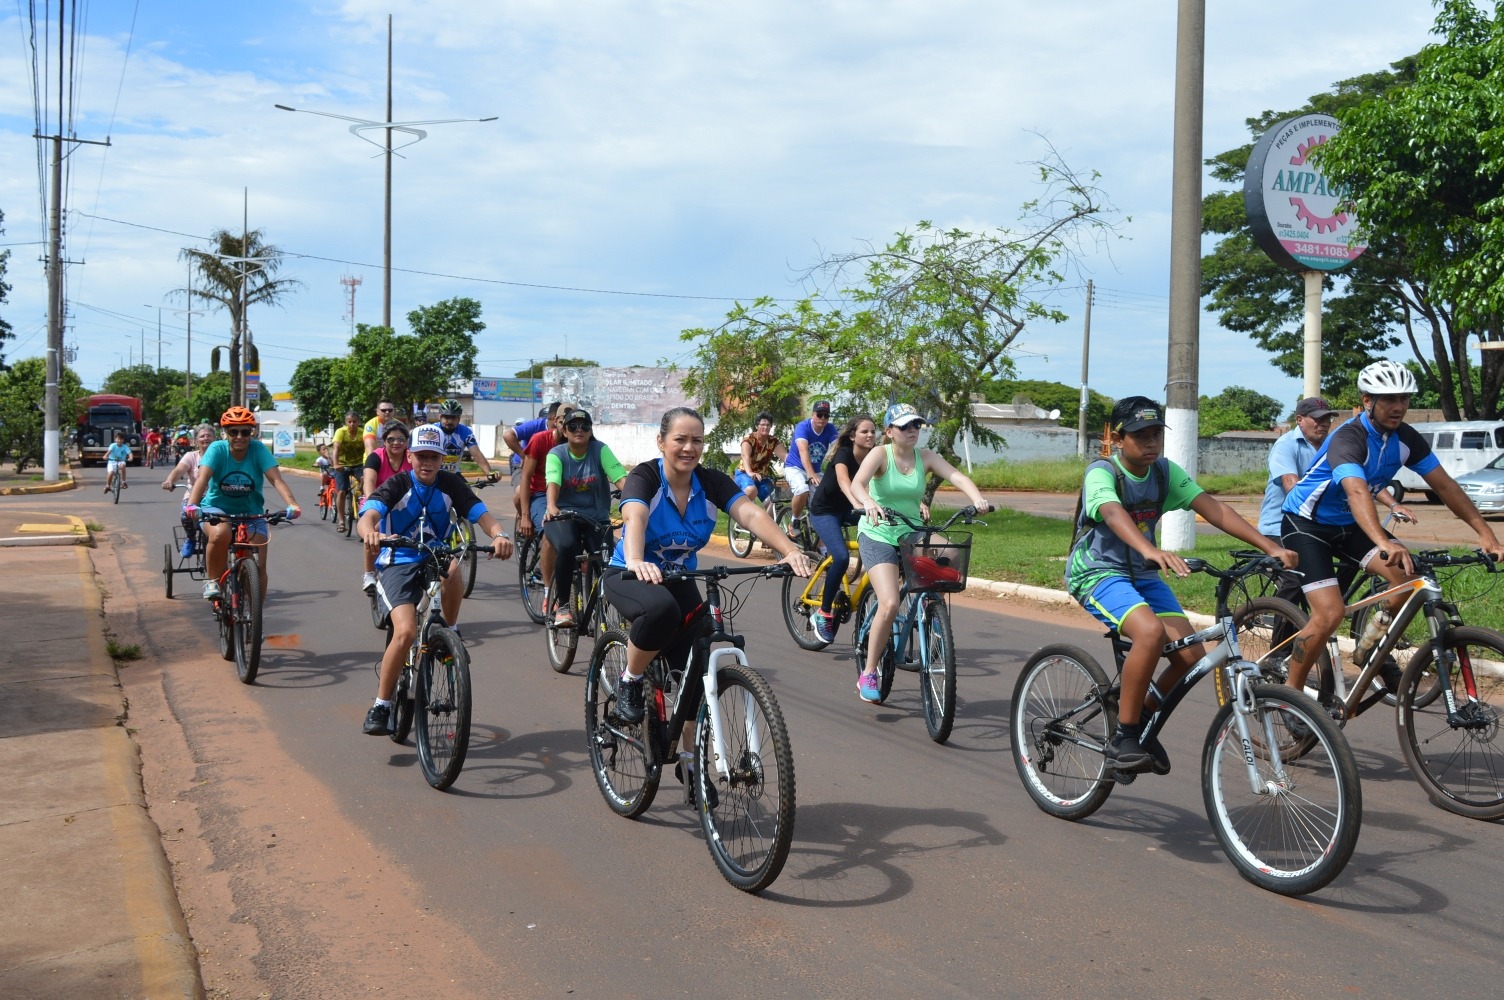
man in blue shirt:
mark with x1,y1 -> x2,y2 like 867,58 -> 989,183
1279,361 -> 1504,695
784,399 -> 838,527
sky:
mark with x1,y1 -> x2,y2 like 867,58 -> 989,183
0,1 -> 1444,411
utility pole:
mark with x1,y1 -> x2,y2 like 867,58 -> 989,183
384,14 -> 393,328
35,0 -> 109,481
1078,279 -> 1094,458
1162,0 -> 1205,552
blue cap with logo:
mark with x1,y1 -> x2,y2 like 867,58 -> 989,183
884,403 -> 926,428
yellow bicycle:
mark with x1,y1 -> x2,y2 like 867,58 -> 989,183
781,525 -> 868,651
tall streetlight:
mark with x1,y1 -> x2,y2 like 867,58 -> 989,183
275,15 -> 496,328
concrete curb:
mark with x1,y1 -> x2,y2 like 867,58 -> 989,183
0,513 -> 94,548
0,467 -> 77,495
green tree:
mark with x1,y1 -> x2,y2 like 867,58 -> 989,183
184,371 -> 233,426
1197,386 -> 1284,436
180,229 -> 302,408
1201,66 -> 1413,399
289,356 -> 342,434
100,364 -> 190,427
681,147 -> 1118,484
0,357 -> 86,471
0,209 -> 13,369
1314,0 -> 1504,418
514,357 -> 598,379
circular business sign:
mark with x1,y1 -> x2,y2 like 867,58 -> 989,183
1244,114 -> 1366,273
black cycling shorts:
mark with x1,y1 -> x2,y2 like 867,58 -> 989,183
1280,513 -> 1389,593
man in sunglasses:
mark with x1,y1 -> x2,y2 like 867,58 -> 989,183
363,400 -> 398,457
435,399 -> 501,480
184,406 -> 301,601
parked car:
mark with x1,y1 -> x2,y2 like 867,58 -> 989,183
1392,420 -> 1504,503
1455,452 -> 1504,515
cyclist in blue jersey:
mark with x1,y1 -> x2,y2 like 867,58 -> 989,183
602,407 -> 813,725
357,423 -> 514,736
435,399 -> 501,480
1279,360 -> 1504,695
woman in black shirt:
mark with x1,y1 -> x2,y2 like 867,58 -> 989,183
806,414 -> 878,643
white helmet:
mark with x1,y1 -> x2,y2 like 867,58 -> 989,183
1357,359 -> 1417,396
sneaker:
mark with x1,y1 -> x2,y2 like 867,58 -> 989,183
180,539 -> 196,559
1105,730 -> 1152,773
812,609 -> 837,644
362,571 -> 377,593
103,486 -> 111,494
1141,733 -> 1172,776
676,757 -> 720,810
202,580 -> 221,601
362,703 -> 392,736
553,608 -> 575,628
858,671 -> 882,703
1378,656 -> 1403,694
615,673 -> 646,723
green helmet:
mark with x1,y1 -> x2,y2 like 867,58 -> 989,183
438,399 -> 463,417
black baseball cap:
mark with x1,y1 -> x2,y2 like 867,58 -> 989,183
1111,396 -> 1168,434
812,400 -> 832,415
1294,396 -> 1341,419
564,408 -> 592,428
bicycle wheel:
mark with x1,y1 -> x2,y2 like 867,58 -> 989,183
518,534 -> 546,624
584,629 -> 659,817
216,591 -> 234,662
851,587 -> 895,701
1226,598 -> 1333,709
781,565 -> 830,650
727,509 -> 755,558
546,570 -> 584,673
318,487 -> 331,521
1011,644 -> 1116,821
459,520 -> 479,598
232,559 -> 263,685
390,659 -> 415,745
163,543 -> 175,599
416,627 -> 472,790
918,596 -> 958,744
694,662 -> 796,893
1396,626 -> 1504,819
1202,684 -> 1361,896
113,474 -> 122,504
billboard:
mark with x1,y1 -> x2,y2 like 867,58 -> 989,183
1244,114 -> 1367,273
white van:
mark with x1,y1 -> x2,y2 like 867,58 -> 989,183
1393,420 -> 1504,502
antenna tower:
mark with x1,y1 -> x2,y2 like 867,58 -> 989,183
340,274 -> 363,336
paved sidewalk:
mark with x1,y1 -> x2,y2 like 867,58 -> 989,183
0,506 -> 203,998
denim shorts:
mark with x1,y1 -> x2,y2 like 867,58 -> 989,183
1077,574 -> 1186,629
732,470 -> 774,501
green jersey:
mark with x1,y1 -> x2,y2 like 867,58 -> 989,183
1065,456 -> 1202,598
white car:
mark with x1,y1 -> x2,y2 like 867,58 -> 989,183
1455,453 -> 1504,514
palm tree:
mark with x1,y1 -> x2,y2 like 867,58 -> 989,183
177,229 -> 302,407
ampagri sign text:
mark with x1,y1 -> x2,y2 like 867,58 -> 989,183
1244,114 -> 1366,273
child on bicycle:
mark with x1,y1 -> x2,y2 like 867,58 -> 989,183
104,431 -> 132,493
1066,396 -> 1296,774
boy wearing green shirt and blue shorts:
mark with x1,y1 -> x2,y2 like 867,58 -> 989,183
1066,396 -> 1295,775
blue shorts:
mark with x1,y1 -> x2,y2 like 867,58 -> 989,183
528,494 -> 549,529
732,470 -> 773,501
1078,575 -> 1186,629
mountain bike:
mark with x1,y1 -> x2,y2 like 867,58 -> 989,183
585,562 -> 797,892
851,506 -> 984,743
781,517 -> 867,650
200,509 -> 293,685
375,535 -> 494,790
726,479 -> 792,557
541,509 -> 621,673
1230,547 -> 1504,819
1012,555 -> 1362,896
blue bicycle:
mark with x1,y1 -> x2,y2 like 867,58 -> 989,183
851,506 -> 984,743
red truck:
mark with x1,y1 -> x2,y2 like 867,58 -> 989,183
76,394 -> 144,466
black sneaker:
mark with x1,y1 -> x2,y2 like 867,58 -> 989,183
615,674 -> 646,724
1378,656 -> 1403,694
1105,730 -> 1152,773
363,703 -> 392,736
1141,733 -> 1171,776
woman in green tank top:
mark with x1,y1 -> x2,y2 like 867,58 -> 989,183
847,403 -> 992,704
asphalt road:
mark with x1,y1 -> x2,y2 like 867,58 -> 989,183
60,477 -> 1504,998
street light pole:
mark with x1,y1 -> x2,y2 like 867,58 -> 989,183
275,16 -> 495,331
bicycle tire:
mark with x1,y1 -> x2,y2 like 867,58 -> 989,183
852,588 -> 895,701
1225,597 -> 1334,709
1396,625 -> 1504,819
113,475 -> 122,504
546,568 -> 584,673
1011,643 -> 1116,821
1202,684 -> 1361,896
919,597 -> 958,744
216,590 -> 234,661
584,629 -> 659,817
460,520 -> 479,598
415,627 -> 471,790
232,559 -> 263,685
852,586 -> 875,663
780,566 -> 830,651
390,660 -> 415,745
319,487 -> 331,520
727,511 -> 755,558
162,543 -> 174,599
694,662 -> 796,893
518,534 -> 547,624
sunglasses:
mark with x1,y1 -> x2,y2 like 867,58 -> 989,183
225,428 -> 255,438
565,421 -> 591,430
378,408 -> 394,414
384,436 -> 407,443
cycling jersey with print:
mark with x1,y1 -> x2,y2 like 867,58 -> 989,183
608,459 -> 744,572
436,423 -> 479,473
1282,413 -> 1438,526
361,470 -> 487,568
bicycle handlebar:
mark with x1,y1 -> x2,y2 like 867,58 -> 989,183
543,509 -> 616,531
1410,548 -> 1500,572
377,536 -> 494,557
1184,553 -> 1285,582
659,562 -> 793,582
198,510 -> 294,527
876,505 -> 989,532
